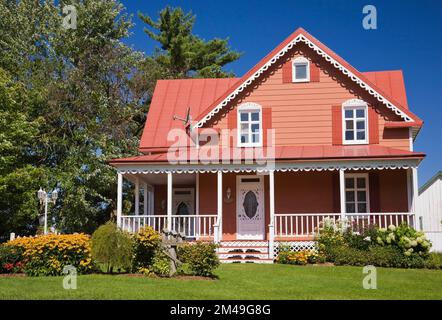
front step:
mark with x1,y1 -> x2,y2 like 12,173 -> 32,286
218,240 -> 273,264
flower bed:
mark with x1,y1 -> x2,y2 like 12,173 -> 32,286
4,233 -> 93,276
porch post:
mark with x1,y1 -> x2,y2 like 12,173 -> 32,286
134,177 -> 140,216
167,172 -> 173,230
117,172 -> 123,228
269,170 -> 275,259
339,169 -> 346,220
143,183 -> 148,216
217,171 -> 223,242
411,167 -> 419,229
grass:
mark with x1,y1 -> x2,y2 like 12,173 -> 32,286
0,264 -> 441,299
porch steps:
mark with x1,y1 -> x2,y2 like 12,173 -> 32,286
218,240 -> 273,264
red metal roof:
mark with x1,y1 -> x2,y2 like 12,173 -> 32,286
110,145 -> 425,165
139,78 -> 238,152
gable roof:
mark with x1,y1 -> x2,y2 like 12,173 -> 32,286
419,171 -> 442,195
191,27 -> 422,129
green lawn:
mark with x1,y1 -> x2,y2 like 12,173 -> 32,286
0,264 -> 441,299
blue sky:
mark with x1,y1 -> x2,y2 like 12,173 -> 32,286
121,0 -> 442,186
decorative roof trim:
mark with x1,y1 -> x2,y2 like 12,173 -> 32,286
193,33 -> 413,129
116,159 -> 419,175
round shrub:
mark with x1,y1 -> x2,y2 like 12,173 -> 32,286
91,222 -> 133,273
6,233 -> 93,276
132,226 -> 161,271
178,242 -> 219,277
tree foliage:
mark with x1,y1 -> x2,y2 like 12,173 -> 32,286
139,7 -> 241,78
0,1 -> 240,237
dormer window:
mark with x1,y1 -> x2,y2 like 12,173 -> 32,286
237,103 -> 262,147
292,57 -> 310,82
342,99 -> 368,144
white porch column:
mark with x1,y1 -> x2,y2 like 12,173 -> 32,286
134,177 -> 140,216
269,170 -> 275,259
339,169 -> 346,220
217,171 -> 223,242
143,183 -> 148,215
117,172 -> 123,228
196,173 -> 200,215
167,172 -> 173,230
411,167 -> 419,229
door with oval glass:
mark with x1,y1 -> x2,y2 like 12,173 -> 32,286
173,188 -> 195,237
236,176 -> 265,240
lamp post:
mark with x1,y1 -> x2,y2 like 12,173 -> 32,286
37,188 -> 58,235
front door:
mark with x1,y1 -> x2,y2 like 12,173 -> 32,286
236,175 -> 265,240
173,188 -> 195,237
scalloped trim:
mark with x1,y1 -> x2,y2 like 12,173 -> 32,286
193,34 -> 413,129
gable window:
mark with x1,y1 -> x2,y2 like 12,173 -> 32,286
237,103 -> 262,147
345,174 -> 370,213
342,99 -> 368,144
292,57 -> 310,82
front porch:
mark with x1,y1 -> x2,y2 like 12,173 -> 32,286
115,164 -> 420,262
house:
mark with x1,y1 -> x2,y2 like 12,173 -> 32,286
110,28 -> 425,263
418,172 -> 442,252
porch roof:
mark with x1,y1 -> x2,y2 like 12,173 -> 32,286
110,145 -> 425,165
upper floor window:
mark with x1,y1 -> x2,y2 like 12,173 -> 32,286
292,57 -> 310,82
342,99 -> 368,144
237,103 -> 262,147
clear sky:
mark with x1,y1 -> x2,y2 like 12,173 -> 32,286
120,0 -> 441,186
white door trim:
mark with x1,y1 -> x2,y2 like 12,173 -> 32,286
172,187 -> 195,215
236,175 -> 265,240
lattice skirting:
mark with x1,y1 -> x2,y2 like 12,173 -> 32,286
220,241 -> 268,247
273,241 -> 317,256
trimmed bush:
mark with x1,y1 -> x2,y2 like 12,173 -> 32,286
91,222 -> 133,273
178,241 -> 219,277
6,234 -> 93,276
132,226 -> 161,271
151,250 -> 171,277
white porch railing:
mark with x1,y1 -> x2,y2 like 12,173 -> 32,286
274,212 -> 415,238
120,214 -> 217,239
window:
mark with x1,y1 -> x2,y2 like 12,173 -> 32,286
345,174 -> 369,213
237,103 -> 262,147
292,57 -> 310,82
342,100 -> 368,144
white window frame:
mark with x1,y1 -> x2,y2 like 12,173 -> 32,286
292,57 -> 310,83
344,173 -> 370,214
237,102 -> 262,147
342,99 -> 369,145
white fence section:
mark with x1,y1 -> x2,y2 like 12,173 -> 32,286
274,212 -> 414,238
120,214 -> 217,239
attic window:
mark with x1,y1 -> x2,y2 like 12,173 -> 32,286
292,57 -> 310,82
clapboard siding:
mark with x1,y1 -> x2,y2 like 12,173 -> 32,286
212,48 -> 410,150
418,174 -> 442,252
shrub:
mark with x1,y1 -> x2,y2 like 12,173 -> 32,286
0,245 -> 24,273
91,222 -> 133,273
376,224 -> 431,256
276,245 -> 318,265
151,250 -> 171,277
132,226 -> 161,271
178,242 -> 219,277
6,234 -> 93,276
425,252 -> 442,270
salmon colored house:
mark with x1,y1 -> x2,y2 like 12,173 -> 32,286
110,28 -> 425,263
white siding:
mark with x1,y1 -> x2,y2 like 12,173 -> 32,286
418,175 -> 442,252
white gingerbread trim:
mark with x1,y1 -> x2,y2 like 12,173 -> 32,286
192,33 -> 414,129
114,158 -> 420,175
